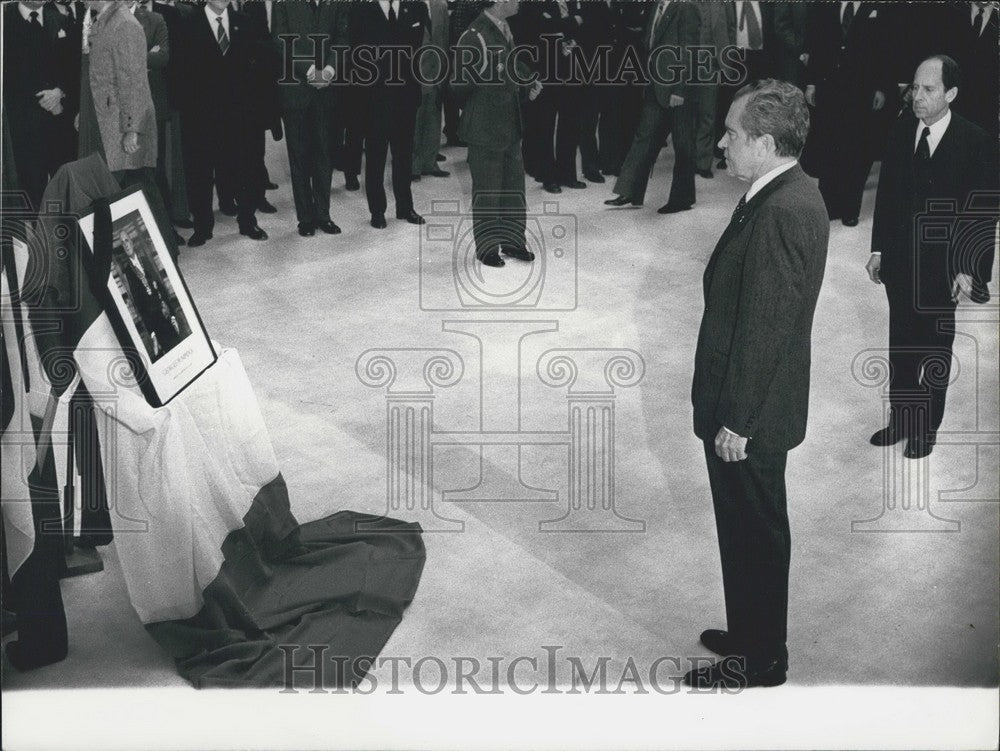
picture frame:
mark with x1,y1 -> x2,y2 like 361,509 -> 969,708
76,184 -> 216,407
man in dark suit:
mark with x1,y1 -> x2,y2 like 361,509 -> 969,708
686,79 -> 828,689
604,0 -> 700,213
691,0 -> 735,179
175,0 -> 268,246
866,56 -> 998,459
802,1 -> 891,226
950,2 -> 999,136
273,0 -> 348,238
2,1 -> 75,210
116,230 -> 182,361
349,0 -> 429,229
453,0 -> 541,267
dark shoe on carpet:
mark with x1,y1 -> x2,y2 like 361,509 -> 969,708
658,202 -> 693,214
842,216 -> 859,227
700,629 -> 789,670
173,216 -> 194,229
173,231 -> 186,247
6,638 -> 68,671
345,175 -> 360,191
683,657 -> 786,689
479,250 -> 505,267
696,168 -> 714,179
870,425 -> 905,446
298,223 -> 316,237
239,224 -> 268,241
562,180 -> 587,189
258,199 -> 278,214
605,195 -> 641,207
501,245 -> 535,262
396,209 -> 426,225
584,170 -> 606,184
266,180 -> 279,190
187,232 -> 212,247
219,201 -> 238,217
436,153 -> 446,162
411,174 -> 422,182
371,214 -> 387,229
602,168 -> 620,177
422,168 -> 450,178
543,182 -> 562,194
904,434 -> 936,459
318,219 -> 341,235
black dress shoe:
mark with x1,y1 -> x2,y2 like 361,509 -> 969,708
173,230 -> 186,247
870,425 -> 905,446
371,214 -> 387,229
683,657 -> 786,689
239,224 -> 268,241
173,216 -> 194,229
904,434 -> 936,459
258,199 -> 278,214
562,180 -> 587,189
219,201 -> 238,217
422,168 -> 450,178
605,195 -> 642,207
479,250 -> 505,267
298,223 -> 316,237
345,175 -> 361,191
842,216 -> 859,227
266,181 -> 279,190
700,629 -> 789,670
543,183 -> 562,194
658,202 -> 693,214
601,168 -> 620,177
318,219 -> 341,235
501,245 -> 535,262
188,232 -> 212,247
584,171 -> 606,184
436,153 -> 446,162
696,168 -> 714,179
411,174 -> 422,182
396,209 -> 426,225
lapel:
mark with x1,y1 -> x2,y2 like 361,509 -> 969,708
646,1 -> 679,50
928,114 -> 960,173
197,7 -> 225,59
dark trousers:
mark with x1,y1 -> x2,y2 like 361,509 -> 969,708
579,82 -> 612,177
248,126 -> 268,210
284,97 -> 335,227
467,142 -> 526,257
594,81 -> 644,175
154,117 -> 174,219
692,83 -> 719,172
526,83 -> 580,185
364,94 -> 417,217
342,88 -> 366,179
181,114 -> 257,234
704,440 -> 789,667
614,92 -> 696,206
8,112 -> 64,211
885,280 -> 956,436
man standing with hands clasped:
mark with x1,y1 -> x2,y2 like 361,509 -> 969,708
687,79 -> 829,689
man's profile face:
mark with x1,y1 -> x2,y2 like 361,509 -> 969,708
22,1 -> 44,11
911,60 -> 956,124
718,96 -> 758,183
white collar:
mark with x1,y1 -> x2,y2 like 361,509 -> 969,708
205,4 -> 228,24
18,3 -> 44,24
746,160 -> 797,202
915,108 -> 952,153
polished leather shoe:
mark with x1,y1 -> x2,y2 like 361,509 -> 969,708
266,180 -> 279,190
584,171 -> 605,184
239,224 -> 268,241
345,175 -> 360,191
700,630 -> 789,670
172,231 -> 186,247
411,174 -> 422,182
601,168 -> 619,177
904,434 -> 935,459
298,224 -> 316,237
842,216 -> 859,227
562,180 -> 587,189
396,209 -> 426,225
173,216 -> 194,229
543,182 -> 562,194
658,202 -> 693,214
501,245 -> 535,262
696,168 -> 714,179
422,168 -> 450,178
371,214 -> 387,229
436,153 -> 446,162
318,219 -> 341,235
683,657 -> 786,689
187,232 -> 212,247
870,424 -> 905,446
604,195 -> 641,207
219,201 -> 238,217
479,250 -> 505,267
258,199 -> 278,214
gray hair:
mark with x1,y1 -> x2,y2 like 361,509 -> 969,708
733,79 -> 810,157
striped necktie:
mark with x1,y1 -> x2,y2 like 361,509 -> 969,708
216,16 -> 229,55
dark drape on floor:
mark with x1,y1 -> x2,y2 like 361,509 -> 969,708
146,474 -> 426,689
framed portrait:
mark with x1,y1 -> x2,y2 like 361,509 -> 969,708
76,185 -> 216,407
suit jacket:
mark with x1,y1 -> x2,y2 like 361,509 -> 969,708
2,4 -> 74,127
949,4 -> 999,135
724,1 -> 778,66
133,5 -> 170,123
771,1 -> 807,83
643,1 -> 701,107
692,164 -> 829,451
152,1 -> 192,112
419,0 -> 450,84
273,0 -> 349,111
872,112 -> 999,299
453,12 -> 531,149
695,1 -> 735,70
88,3 -> 157,171
53,2 -> 86,113
804,1 -> 891,102
349,1 -> 429,109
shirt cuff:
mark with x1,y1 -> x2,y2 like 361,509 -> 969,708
871,251 -> 881,255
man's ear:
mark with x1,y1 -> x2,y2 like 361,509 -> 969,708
945,86 -> 958,104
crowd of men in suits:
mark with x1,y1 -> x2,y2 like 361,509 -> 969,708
3,1 -> 997,246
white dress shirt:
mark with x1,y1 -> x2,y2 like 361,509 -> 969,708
746,160 -> 798,202
205,3 -> 230,38
734,1 -> 761,49
841,1 -> 861,23
378,0 -> 398,21
971,2 -> 995,34
914,108 -> 951,158
18,2 -> 44,25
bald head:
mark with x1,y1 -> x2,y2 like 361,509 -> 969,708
912,56 -> 958,126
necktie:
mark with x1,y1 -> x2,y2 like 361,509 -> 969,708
216,16 -> 229,54
841,2 -> 855,40
740,2 -> 763,50
501,18 -> 513,47
974,6 -> 985,36
649,0 -> 667,48
732,194 -> 748,226
28,10 -> 41,28
915,126 -> 931,162
388,0 -> 397,24
557,1 -> 569,19
309,0 -> 319,12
